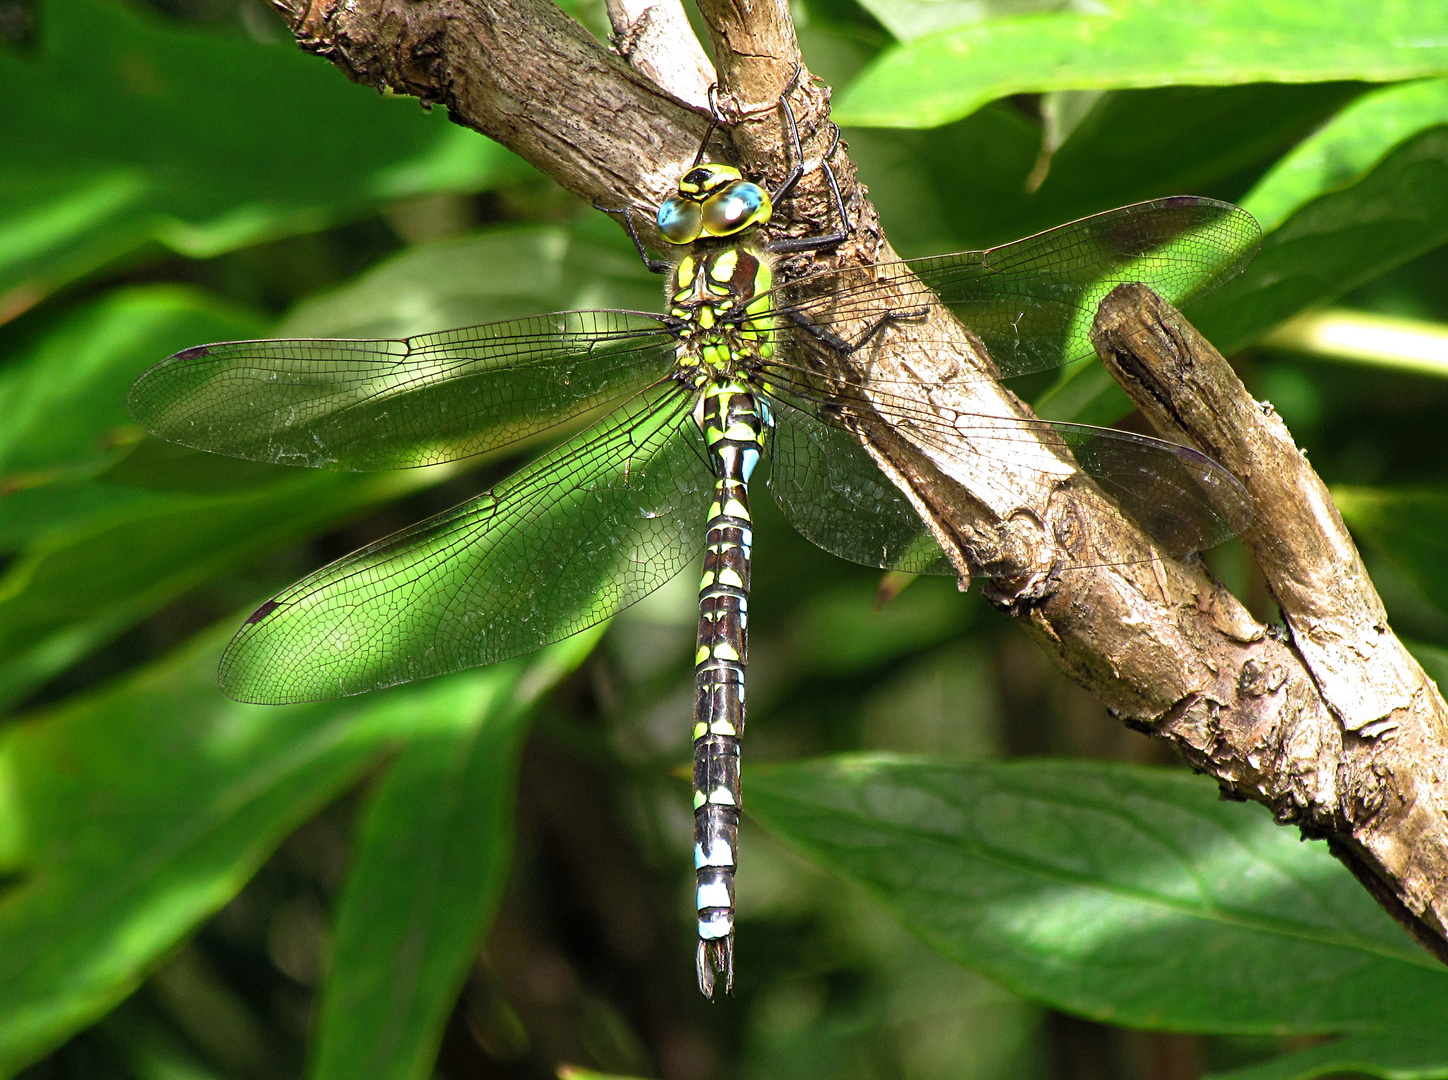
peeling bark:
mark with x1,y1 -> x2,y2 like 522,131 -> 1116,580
1093,284 -> 1448,961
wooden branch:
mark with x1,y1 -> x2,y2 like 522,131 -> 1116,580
604,0 -> 714,109
1092,283 -> 1448,960
686,0 -> 877,260
263,0 -> 1448,960
690,0 -> 798,110
269,0 -> 710,229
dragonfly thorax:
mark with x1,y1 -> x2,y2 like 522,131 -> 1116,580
668,246 -> 776,384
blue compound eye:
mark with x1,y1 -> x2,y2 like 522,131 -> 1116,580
658,197 -> 704,245
702,180 -> 771,237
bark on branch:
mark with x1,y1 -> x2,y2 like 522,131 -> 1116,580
264,0 -> 1448,960
1092,283 -> 1448,961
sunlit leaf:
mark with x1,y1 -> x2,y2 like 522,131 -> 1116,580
854,83 -> 1363,256
1262,309 -> 1448,378
557,1067 -> 654,1080
0,287 -> 259,480
1246,78 -> 1448,232
311,632 -> 601,1080
278,227 -> 659,341
749,756 -> 1448,1033
0,0 -> 526,315
0,287 -> 263,546
852,0 -> 1072,45
1192,126 -> 1448,354
0,626 -> 566,1073
1334,487 -> 1448,620
1205,1033 -> 1448,1080
0,470 -> 417,710
837,0 -> 1448,128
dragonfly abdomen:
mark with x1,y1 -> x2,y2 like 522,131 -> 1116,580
692,378 -> 765,998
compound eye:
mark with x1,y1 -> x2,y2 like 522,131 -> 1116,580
657,197 -> 703,244
701,180 -> 771,237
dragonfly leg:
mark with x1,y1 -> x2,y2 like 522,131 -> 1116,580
765,64 -> 808,207
701,61 -> 802,175
784,302 -> 931,356
594,200 -> 673,274
691,84 -> 728,167
767,74 -> 853,254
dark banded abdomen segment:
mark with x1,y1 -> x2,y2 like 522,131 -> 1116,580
693,380 -> 764,999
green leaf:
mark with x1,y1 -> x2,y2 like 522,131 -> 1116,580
1246,78 -> 1448,232
836,0 -> 1448,129
853,82 -> 1364,256
1206,1033 -> 1448,1080
0,470 -> 414,710
0,287 -> 259,478
1333,487 -> 1448,619
310,632 -> 600,1080
844,102 -> 1044,255
1260,308 -> 1448,378
791,577 -> 974,671
99,998 -> 232,1080
1024,83 -> 1368,233
1407,640 -> 1448,695
277,226 -> 660,340
1192,125 -> 1448,355
0,625 -> 546,1074
1032,361 -> 1135,424
0,286 -> 263,545
0,0 -> 526,314
747,756 -> 1448,1034
852,0 -> 1072,46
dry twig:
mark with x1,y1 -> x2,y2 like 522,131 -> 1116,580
1093,284 -> 1448,961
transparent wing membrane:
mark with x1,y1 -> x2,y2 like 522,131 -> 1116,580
129,199 -> 1255,476
767,400 -> 952,575
129,195 -> 1261,705
768,196 -> 1260,382
128,310 -> 677,470
219,385 -> 709,703
764,375 -> 1252,573
743,197 -> 1260,573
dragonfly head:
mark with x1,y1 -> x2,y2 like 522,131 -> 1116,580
657,163 -> 773,245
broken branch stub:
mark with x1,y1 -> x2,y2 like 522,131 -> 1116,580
1092,282 -> 1448,963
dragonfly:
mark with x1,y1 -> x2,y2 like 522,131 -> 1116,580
128,76 -> 1259,998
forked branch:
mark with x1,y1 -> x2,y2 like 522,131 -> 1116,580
1092,283 -> 1448,961
264,0 -> 1448,960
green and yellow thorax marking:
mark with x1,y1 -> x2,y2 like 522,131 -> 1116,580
657,161 -> 780,384
668,247 -> 777,383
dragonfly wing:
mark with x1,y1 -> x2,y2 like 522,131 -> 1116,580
766,396 -> 951,575
843,388 -> 1253,570
919,197 -> 1260,378
772,197 -> 1260,382
1046,420 -> 1255,558
220,383 -> 710,703
129,310 -> 676,470
765,375 -> 1250,574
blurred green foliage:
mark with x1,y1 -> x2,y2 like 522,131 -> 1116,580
3,0 -> 1448,1077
